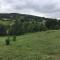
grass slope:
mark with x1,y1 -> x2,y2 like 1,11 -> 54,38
0,30 -> 60,60
0,20 -> 15,26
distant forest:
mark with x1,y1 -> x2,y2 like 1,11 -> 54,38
0,13 -> 60,36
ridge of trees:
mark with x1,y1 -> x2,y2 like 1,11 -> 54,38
0,13 -> 60,36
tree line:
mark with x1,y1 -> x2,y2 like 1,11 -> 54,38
0,17 -> 60,36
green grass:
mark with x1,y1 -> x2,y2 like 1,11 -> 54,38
0,30 -> 60,60
0,20 -> 15,26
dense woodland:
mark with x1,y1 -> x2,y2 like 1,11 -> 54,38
0,13 -> 60,36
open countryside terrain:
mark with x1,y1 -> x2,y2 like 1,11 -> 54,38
0,30 -> 60,60
0,14 -> 60,60
0,0 -> 60,59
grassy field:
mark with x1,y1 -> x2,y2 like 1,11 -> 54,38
0,30 -> 60,60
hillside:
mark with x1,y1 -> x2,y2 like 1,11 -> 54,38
0,30 -> 60,60
0,13 -> 59,36
0,13 -> 57,21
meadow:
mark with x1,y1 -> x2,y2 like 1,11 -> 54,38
0,30 -> 60,60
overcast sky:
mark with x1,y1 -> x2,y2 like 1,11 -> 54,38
0,0 -> 60,18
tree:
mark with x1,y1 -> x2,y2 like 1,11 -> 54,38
45,19 -> 58,29
0,24 -> 6,35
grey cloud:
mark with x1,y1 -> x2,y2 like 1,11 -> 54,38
0,0 -> 60,18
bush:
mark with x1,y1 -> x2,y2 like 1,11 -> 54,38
5,38 -> 10,45
13,35 -> 16,41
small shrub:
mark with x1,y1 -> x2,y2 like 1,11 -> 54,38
13,35 -> 16,41
5,38 -> 10,45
